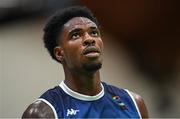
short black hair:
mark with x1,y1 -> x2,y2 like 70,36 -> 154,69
43,6 -> 100,62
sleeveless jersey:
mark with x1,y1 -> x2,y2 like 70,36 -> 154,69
38,81 -> 141,118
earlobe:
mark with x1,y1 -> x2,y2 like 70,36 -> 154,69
54,46 -> 64,63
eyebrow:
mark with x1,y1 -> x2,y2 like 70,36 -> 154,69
68,26 -> 99,35
68,28 -> 82,36
89,26 -> 98,30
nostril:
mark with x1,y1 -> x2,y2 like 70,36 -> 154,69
92,40 -> 95,45
83,40 -> 89,46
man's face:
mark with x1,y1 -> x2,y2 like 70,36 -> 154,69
59,17 -> 103,72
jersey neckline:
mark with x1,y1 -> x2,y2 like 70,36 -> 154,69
59,81 -> 105,101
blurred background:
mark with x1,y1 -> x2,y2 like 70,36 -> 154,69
0,0 -> 180,117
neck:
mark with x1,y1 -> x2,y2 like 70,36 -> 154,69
63,67 -> 102,96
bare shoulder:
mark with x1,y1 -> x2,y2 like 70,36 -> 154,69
22,100 -> 55,118
130,91 -> 149,118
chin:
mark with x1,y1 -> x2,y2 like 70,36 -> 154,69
83,62 -> 102,72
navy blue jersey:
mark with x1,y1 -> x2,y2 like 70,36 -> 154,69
38,81 -> 141,118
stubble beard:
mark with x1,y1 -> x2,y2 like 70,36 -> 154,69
82,60 -> 102,73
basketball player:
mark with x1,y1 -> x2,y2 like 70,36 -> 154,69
22,6 -> 148,118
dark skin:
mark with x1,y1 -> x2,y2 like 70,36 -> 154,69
22,100 -> 55,118
22,17 -> 148,118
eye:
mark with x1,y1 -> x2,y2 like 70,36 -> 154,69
90,30 -> 100,37
71,32 -> 80,39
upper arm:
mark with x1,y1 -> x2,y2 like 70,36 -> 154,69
131,92 -> 149,118
22,100 -> 55,118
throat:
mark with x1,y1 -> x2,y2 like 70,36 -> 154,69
64,73 -> 102,96
79,81 -> 102,96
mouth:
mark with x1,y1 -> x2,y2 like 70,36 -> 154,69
82,46 -> 101,57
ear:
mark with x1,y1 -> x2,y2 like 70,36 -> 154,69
54,46 -> 64,63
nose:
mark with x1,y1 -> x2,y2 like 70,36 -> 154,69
83,33 -> 95,46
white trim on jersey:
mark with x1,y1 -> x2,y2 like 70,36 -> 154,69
37,98 -> 58,119
59,80 -> 105,101
124,89 -> 142,119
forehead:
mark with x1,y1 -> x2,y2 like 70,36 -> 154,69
63,17 -> 97,31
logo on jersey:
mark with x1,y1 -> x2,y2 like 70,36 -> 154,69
66,108 -> 79,116
112,96 -> 127,110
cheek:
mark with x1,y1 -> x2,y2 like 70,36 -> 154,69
64,41 -> 82,61
97,39 -> 103,50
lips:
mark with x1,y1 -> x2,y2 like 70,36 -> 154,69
82,46 -> 100,55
